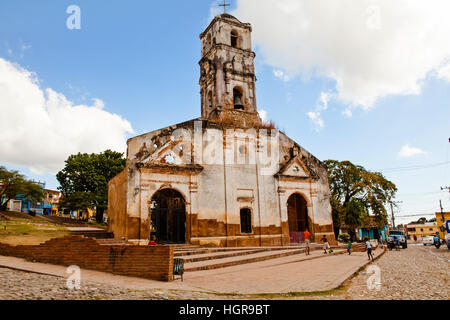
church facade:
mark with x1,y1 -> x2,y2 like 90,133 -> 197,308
108,14 -> 336,246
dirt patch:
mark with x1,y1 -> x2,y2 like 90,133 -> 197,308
0,212 -> 69,245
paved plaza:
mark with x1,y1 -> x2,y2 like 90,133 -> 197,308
0,244 -> 448,300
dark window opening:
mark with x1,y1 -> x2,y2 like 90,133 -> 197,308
207,34 -> 212,49
207,91 -> 213,109
240,208 -> 252,233
233,88 -> 244,110
231,31 -> 239,48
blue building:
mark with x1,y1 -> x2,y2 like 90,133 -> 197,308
357,217 -> 389,241
16,180 -> 46,215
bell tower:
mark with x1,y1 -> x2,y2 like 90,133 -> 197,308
199,13 -> 261,127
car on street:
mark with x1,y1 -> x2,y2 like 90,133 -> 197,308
387,230 -> 407,249
422,235 -> 435,246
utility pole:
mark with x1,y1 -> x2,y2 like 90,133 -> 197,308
389,200 -> 403,230
438,200 -> 445,238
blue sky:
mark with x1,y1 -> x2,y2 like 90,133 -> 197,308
1,0 -> 449,225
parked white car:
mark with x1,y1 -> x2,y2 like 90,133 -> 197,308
422,236 -> 435,245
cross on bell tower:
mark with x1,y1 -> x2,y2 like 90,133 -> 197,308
219,0 -> 230,13
198,12 -> 261,127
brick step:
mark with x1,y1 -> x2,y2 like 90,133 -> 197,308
180,248 -> 270,263
175,244 -> 324,256
38,215 -> 91,227
183,247 -> 327,272
97,239 -> 132,246
175,247 -> 266,256
69,231 -> 114,239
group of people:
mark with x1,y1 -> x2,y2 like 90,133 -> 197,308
148,232 -> 376,262
303,229 -> 334,256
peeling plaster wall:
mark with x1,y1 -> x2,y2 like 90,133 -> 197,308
109,121 -> 335,246
107,170 -> 128,240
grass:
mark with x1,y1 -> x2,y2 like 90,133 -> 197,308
0,211 -> 69,245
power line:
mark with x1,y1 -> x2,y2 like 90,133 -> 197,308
397,191 -> 445,196
395,213 -> 437,218
378,161 -> 450,173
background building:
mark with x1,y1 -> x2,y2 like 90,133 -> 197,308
42,189 -> 61,216
405,222 -> 439,240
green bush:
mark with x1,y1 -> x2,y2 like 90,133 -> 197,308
338,233 -> 350,242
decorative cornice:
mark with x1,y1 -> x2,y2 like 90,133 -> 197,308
136,163 -> 204,175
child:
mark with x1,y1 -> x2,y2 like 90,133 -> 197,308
321,235 -> 330,254
365,238 -> 374,261
347,239 -> 352,255
304,229 -> 311,255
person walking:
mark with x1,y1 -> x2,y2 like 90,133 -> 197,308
321,235 -> 330,254
304,229 -> 311,255
347,239 -> 352,255
365,238 -> 374,261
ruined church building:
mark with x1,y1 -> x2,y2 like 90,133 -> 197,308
108,13 -> 335,246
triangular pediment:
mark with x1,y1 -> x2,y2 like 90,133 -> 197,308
276,157 -> 312,179
140,140 -> 187,165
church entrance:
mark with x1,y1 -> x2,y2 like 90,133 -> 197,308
287,193 -> 309,243
150,189 -> 186,244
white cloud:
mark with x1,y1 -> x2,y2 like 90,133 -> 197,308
307,91 -> 331,130
258,109 -> 268,123
342,109 -> 353,118
437,61 -> 450,82
0,58 -> 134,174
398,144 -> 429,158
307,111 -> 324,130
234,0 -> 450,109
273,69 -> 291,82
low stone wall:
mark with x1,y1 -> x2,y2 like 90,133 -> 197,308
0,236 -> 174,281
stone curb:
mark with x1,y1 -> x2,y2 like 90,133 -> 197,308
331,247 -> 387,292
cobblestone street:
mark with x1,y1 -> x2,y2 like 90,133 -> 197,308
0,244 -> 448,300
340,244 -> 450,300
0,268 -> 236,300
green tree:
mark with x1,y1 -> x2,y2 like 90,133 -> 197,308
416,217 -> 428,224
56,150 -> 126,223
0,166 -> 44,211
324,160 -> 397,240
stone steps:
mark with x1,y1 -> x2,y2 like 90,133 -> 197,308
97,239 -> 132,246
69,230 -> 114,239
183,246 -> 328,272
180,248 -> 269,263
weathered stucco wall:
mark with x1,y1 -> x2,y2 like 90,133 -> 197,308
107,13 -> 335,247
107,169 -> 128,240
108,121 -> 335,246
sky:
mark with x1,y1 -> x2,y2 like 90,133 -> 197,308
1,0 -> 449,225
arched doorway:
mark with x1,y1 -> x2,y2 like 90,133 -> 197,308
150,189 -> 186,244
287,193 -> 309,243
